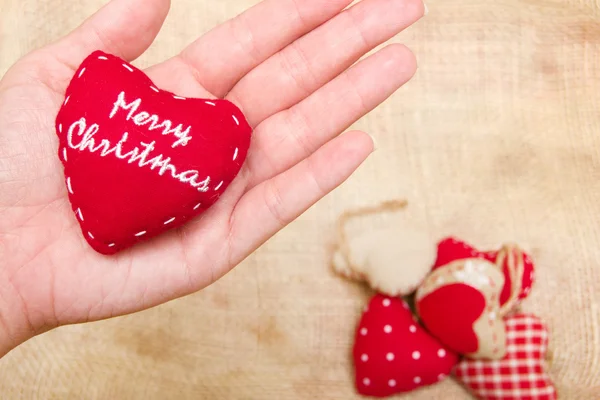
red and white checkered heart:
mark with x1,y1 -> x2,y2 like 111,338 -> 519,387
453,314 -> 557,400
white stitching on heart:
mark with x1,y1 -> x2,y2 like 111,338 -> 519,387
98,56 -> 108,60
66,177 -> 73,194
122,64 -> 134,72
60,75 -> 248,250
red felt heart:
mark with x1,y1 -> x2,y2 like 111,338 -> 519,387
416,258 -> 507,360
353,294 -> 459,398
54,51 -> 252,255
417,283 -> 485,355
453,314 -> 557,400
434,238 -> 535,308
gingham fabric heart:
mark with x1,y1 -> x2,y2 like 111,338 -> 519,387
453,314 -> 557,400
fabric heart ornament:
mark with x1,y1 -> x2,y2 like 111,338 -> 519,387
416,258 -> 507,360
331,199 -> 435,297
453,314 -> 557,400
55,51 -> 252,255
433,237 -> 535,309
353,294 -> 459,398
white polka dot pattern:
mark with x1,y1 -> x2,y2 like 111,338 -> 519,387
353,294 -> 458,397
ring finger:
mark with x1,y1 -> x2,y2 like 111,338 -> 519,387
228,0 -> 425,127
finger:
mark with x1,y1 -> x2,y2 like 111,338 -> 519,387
245,44 -> 416,187
55,128 -> 371,321
229,0 -> 425,126
149,0 -> 353,98
47,0 -> 171,69
228,130 -> 374,265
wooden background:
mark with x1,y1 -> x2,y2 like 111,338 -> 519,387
1,0 -> 599,398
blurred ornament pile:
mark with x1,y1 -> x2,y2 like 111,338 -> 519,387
332,201 -> 557,400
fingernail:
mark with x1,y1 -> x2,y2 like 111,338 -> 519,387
423,2 -> 429,15
367,133 -> 378,151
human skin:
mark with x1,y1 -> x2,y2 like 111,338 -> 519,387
0,0 -> 424,357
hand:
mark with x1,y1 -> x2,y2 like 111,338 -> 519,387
0,0 -> 423,356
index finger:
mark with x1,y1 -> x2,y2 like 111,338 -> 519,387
152,0 -> 354,98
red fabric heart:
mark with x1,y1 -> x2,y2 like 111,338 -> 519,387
417,283 -> 485,355
55,51 -> 252,254
416,259 -> 507,360
434,237 -> 535,307
453,314 -> 557,400
353,294 -> 459,397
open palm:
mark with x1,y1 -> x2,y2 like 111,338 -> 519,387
0,0 -> 423,354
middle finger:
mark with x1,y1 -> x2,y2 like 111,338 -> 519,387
227,0 -> 425,127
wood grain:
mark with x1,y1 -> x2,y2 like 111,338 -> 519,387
1,0 -> 599,398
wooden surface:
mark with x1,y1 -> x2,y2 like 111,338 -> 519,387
1,0 -> 600,398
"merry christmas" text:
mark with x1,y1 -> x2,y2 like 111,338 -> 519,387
67,117 -> 210,192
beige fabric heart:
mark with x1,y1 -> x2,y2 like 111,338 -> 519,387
417,258 -> 507,360
331,200 -> 436,296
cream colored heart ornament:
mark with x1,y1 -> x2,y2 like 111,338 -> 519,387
416,258 -> 507,360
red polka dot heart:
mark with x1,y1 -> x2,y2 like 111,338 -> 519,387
55,51 -> 252,254
352,294 -> 458,398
